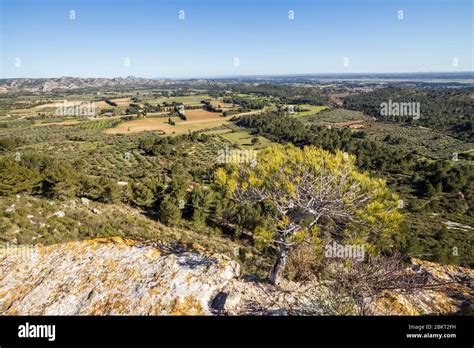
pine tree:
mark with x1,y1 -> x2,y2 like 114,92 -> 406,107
216,144 -> 402,285
0,158 -> 41,195
158,196 -> 181,226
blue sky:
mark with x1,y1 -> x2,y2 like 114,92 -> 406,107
0,0 -> 472,78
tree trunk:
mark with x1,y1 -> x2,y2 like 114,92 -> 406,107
268,244 -> 291,286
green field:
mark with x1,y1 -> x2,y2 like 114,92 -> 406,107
204,126 -> 275,150
292,105 -> 328,118
220,130 -> 274,150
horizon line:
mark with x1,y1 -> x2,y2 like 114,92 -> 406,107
1,71 -> 474,81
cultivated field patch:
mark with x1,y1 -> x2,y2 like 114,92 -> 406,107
34,120 -> 81,127
216,129 -> 275,150
104,112 -> 230,135
104,118 -> 174,134
210,99 -> 234,110
183,109 -> 223,120
292,105 -> 328,118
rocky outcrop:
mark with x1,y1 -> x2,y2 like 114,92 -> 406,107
0,237 -> 239,315
0,77 -> 167,93
0,237 -> 471,315
0,76 -> 208,93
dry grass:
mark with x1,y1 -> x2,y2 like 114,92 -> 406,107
104,118 -> 175,134
33,101 -> 80,110
210,99 -> 234,110
183,109 -> 223,120
34,121 -> 81,127
94,98 -> 131,109
285,244 -> 324,282
104,114 -> 230,135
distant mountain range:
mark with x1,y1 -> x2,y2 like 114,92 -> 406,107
1,72 -> 472,93
0,76 -> 176,93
